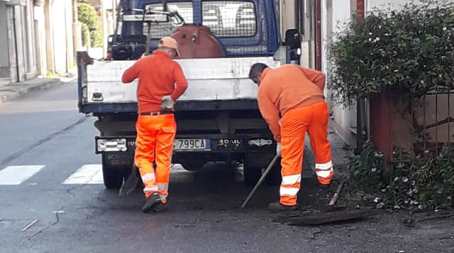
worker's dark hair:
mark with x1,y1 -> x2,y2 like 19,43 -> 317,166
248,63 -> 268,84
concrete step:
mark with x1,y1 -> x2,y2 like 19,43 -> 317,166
0,78 -> 10,87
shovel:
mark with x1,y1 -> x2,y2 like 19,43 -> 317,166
118,165 -> 140,197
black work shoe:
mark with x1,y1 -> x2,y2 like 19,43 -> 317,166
142,193 -> 161,213
152,201 -> 168,213
268,202 -> 297,212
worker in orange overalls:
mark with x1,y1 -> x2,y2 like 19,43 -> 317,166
249,63 -> 334,211
122,37 -> 188,213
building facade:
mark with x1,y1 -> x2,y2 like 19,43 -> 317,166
0,0 -> 77,86
0,0 -> 40,85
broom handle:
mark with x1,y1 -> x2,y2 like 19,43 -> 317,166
241,155 -> 279,209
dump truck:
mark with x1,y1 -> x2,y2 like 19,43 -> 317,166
77,0 -> 302,189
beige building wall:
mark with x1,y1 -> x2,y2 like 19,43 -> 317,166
34,3 -> 48,76
42,0 -> 75,75
279,0 -> 296,41
51,0 -> 74,74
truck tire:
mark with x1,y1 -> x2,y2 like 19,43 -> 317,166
179,159 -> 206,171
244,153 -> 281,186
243,165 -> 262,186
244,159 -> 281,186
265,157 -> 282,186
102,154 -> 127,189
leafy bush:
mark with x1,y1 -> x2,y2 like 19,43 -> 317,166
90,27 -> 103,48
78,3 -> 98,31
329,1 -> 454,105
414,147 -> 454,209
348,141 -> 385,190
78,2 -> 103,48
81,23 -> 91,47
349,143 -> 454,210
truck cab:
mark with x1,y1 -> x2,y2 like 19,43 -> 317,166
78,0 -> 299,189
109,0 -> 279,59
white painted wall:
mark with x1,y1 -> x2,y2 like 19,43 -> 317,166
279,0 -> 296,41
51,0 -> 68,73
34,5 -> 47,76
24,0 -> 37,78
320,0 -> 357,144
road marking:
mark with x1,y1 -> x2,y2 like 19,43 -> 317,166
63,164 -> 103,185
0,165 -> 45,185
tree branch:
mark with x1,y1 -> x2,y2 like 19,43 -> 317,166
424,116 -> 454,130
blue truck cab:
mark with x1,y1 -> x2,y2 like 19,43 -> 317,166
110,0 -> 279,59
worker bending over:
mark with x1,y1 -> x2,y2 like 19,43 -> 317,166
122,37 -> 188,213
249,63 -> 334,211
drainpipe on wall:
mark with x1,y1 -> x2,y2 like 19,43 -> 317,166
357,0 -> 393,168
355,0 -> 367,154
314,0 -> 321,70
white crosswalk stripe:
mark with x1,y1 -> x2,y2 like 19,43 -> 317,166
0,163 -> 190,186
0,165 -> 45,185
63,164 -> 103,185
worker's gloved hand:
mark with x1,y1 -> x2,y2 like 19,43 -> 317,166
160,95 -> 175,112
275,143 -> 281,156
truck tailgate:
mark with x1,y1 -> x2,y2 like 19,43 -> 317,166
79,57 -> 279,110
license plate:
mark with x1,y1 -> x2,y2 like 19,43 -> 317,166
174,139 -> 210,151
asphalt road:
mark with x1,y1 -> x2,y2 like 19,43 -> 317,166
0,83 -> 453,253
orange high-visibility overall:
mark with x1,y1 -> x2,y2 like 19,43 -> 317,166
122,50 -> 188,201
257,65 -> 334,206
135,114 -> 176,201
280,102 -> 333,206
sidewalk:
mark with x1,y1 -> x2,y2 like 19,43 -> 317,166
302,126 -> 351,179
0,77 -> 68,103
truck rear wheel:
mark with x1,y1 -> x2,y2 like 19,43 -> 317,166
102,154 -> 127,189
179,159 -> 206,171
244,153 -> 282,186
265,157 -> 282,186
243,166 -> 262,186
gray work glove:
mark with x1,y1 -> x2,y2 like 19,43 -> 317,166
160,95 -> 175,112
276,143 -> 281,157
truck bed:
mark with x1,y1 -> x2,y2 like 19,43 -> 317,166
78,57 -> 279,114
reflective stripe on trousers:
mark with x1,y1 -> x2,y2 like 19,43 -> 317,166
135,114 -> 176,200
279,102 -> 334,206
315,161 -> 334,185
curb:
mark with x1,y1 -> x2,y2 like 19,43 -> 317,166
0,78 -> 65,104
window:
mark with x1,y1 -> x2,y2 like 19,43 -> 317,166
143,2 -> 193,39
202,1 -> 257,37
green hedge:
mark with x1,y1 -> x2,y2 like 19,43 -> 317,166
329,1 -> 454,105
81,23 -> 91,47
78,2 -> 103,48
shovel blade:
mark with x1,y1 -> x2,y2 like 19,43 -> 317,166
119,167 -> 139,197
